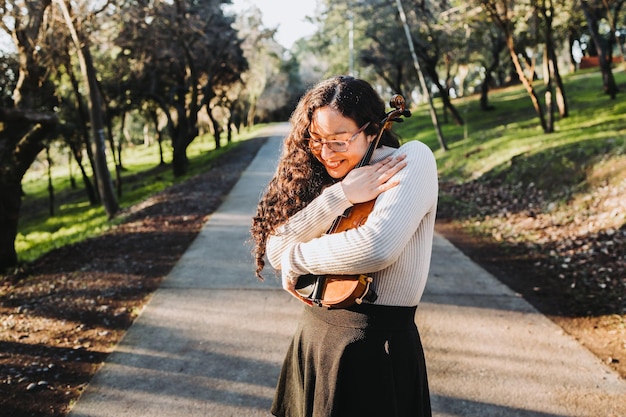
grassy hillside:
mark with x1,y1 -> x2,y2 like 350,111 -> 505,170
397,68 -> 625,190
15,125 -> 268,264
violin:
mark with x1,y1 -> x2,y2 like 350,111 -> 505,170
295,95 -> 411,308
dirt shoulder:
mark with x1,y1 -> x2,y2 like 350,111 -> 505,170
436,220 -> 626,380
0,137 -> 268,417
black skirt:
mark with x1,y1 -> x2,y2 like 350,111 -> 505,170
271,303 -> 431,417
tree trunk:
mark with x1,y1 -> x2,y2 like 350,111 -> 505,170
148,109 -> 166,166
81,46 -> 119,216
479,74 -> 492,111
395,0 -> 448,151
172,137 -> 189,177
227,112 -> 234,143
480,33 -> 505,111
548,39 -> 569,118
0,113 -> 55,270
480,62 -> 497,111
427,65 -> 465,126
206,107 -> 222,150
581,0 -> 618,99
46,146 -> 55,216
169,67 -> 200,177
70,143 -> 99,205
541,0 -> 568,119
171,101 -> 190,176
56,0 -> 119,217
543,35 -> 554,132
0,182 -> 21,269
64,59 -> 100,203
67,150 -> 76,189
505,34 -> 548,132
0,1 -> 55,270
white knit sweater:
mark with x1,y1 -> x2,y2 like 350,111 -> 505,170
266,140 -> 438,306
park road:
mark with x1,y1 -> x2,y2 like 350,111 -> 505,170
68,124 -> 626,417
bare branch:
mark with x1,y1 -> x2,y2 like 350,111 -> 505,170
0,107 -> 57,124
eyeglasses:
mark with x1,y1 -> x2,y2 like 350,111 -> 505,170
308,121 -> 371,153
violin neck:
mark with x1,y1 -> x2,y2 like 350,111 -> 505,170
357,117 -> 387,168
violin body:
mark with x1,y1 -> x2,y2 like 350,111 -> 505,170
295,200 -> 378,308
333,199 -> 376,232
294,95 -> 410,309
295,272 -> 375,309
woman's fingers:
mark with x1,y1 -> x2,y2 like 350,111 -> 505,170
376,154 -> 406,174
281,270 -> 314,305
284,283 -> 314,305
379,156 -> 406,181
342,154 -> 407,203
369,154 -> 407,191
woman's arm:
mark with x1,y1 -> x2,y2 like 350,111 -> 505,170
281,141 -> 438,282
266,183 -> 353,270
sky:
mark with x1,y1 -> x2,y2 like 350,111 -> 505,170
229,0 -> 318,49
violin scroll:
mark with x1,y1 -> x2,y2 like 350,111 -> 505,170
387,94 -> 412,123
390,94 -> 405,110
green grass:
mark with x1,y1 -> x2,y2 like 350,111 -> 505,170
394,67 -> 626,189
15,125 -> 269,264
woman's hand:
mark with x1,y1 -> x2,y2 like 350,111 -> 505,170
282,273 -> 314,306
281,248 -> 314,305
341,154 -> 407,204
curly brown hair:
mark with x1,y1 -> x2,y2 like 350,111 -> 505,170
250,75 -> 400,280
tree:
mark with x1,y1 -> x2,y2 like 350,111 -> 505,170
473,17 -> 508,110
54,0 -> 119,217
232,5 -> 300,125
580,0 -> 622,99
200,14 -> 249,148
396,0 -> 448,151
47,33 -> 100,206
480,0 -> 551,132
401,0 -> 465,126
0,0 -> 59,269
352,0 -> 465,126
359,4 -> 417,97
308,1 -> 359,78
115,0 -> 247,176
539,0 -> 569,125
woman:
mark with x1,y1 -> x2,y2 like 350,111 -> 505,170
250,75 -> 437,417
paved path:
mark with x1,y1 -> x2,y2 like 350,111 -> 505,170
68,125 -> 626,417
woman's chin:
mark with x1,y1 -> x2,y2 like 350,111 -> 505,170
323,161 -> 349,179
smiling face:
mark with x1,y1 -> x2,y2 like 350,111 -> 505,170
309,106 -> 374,179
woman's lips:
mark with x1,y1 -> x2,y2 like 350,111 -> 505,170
324,160 -> 343,169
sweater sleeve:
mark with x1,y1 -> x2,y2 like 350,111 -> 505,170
266,182 -> 353,271
281,141 -> 438,282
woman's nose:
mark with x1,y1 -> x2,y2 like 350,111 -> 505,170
320,143 -> 336,158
